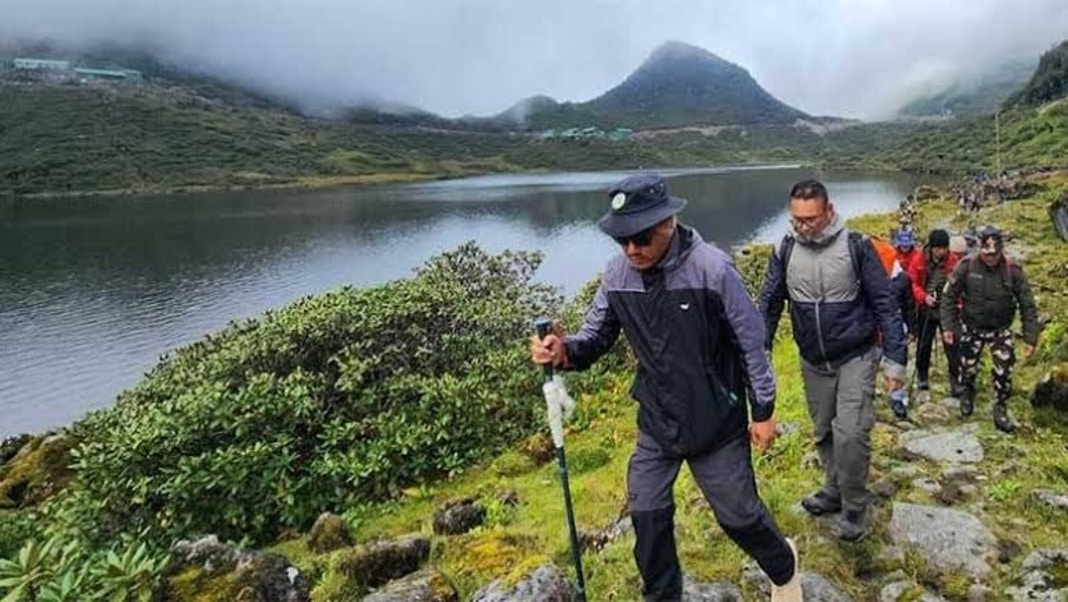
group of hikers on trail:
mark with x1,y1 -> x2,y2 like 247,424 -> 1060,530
529,174 -> 1041,602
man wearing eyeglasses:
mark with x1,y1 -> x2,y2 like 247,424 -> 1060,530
530,174 -> 802,602
758,179 -> 907,543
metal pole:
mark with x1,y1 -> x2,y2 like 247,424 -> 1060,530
534,318 -> 587,602
995,110 -> 1002,175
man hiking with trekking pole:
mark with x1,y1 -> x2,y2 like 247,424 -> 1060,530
530,174 -> 801,602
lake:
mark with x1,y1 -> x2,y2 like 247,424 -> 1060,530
0,166 -> 924,436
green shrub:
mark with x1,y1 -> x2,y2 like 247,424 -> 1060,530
59,244 -> 561,546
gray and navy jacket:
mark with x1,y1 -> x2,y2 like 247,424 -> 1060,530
758,214 -> 908,379
563,225 -> 776,457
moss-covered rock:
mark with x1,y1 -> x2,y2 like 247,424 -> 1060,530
0,434 -> 33,471
307,512 -> 353,554
433,498 -> 486,536
472,563 -> 576,602
0,433 -> 76,508
164,535 -> 312,602
332,534 -> 429,589
362,569 -> 459,602
1030,362 -> 1068,411
517,432 -> 555,466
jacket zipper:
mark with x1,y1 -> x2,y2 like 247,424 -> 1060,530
814,299 -> 831,371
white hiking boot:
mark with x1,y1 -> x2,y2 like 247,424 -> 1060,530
771,537 -> 802,602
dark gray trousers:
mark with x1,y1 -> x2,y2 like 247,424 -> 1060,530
627,431 -> 794,601
800,346 -> 879,513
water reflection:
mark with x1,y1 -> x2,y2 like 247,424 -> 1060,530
0,167 -> 921,435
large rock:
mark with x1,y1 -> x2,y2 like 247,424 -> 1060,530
681,575 -> 743,601
1005,548 -> 1068,601
744,568 -> 853,601
1030,363 -> 1068,411
167,536 -> 311,602
880,581 -> 947,602
0,433 -> 76,508
898,429 -> 983,464
308,512 -> 353,553
362,569 -> 458,602
472,564 -> 576,601
888,503 -> 996,578
433,498 -> 486,536
335,534 -> 430,589
1032,489 -> 1068,512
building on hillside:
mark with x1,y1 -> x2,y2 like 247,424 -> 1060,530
73,67 -> 143,82
13,58 -> 72,72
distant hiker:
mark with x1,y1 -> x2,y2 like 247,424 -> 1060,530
759,179 -> 907,542
892,230 -> 921,274
940,226 -> 1040,433
907,229 -> 961,401
530,174 -> 802,601
898,197 -> 916,229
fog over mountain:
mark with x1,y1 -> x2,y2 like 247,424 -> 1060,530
2,0 -> 1066,119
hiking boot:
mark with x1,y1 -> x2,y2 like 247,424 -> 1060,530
771,537 -> 802,602
890,389 -> 909,421
993,403 -> 1016,433
949,382 -> 964,399
838,508 -> 869,542
959,387 -> 975,418
801,489 -> 842,516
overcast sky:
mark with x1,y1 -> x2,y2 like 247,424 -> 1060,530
2,0 -> 1066,119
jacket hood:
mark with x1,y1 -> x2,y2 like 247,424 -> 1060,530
793,211 -> 845,248
654,223 -> 700,272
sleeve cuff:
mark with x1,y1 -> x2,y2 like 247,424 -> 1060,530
750,399 -> 775,422
881,358 -> 907,382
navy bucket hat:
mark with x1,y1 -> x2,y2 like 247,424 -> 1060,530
597,174 -> 688,238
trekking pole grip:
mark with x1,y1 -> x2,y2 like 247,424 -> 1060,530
534,317 -> 555,382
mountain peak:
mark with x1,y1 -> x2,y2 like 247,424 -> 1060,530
642,40 -> 734,70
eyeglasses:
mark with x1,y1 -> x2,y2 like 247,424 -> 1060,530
613,226 -> 655,247
791,214 -> 826,228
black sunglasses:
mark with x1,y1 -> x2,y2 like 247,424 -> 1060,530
613,226 -> 655,247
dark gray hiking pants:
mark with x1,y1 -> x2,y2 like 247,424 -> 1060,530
800,346 -> 879,513
627,431 -> 794,601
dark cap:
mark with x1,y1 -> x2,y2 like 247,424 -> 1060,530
928,229 -> 950,248
597,174 -> 687,238
977,225 -> 1003,255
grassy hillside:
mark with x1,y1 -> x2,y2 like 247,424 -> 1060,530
864,102 -> 1068,174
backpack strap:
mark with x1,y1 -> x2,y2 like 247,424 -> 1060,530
846,231 -> 866,283
778,234 -> 796,273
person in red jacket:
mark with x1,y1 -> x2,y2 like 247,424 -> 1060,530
893,230 -> 921,274
907,229 -> 960,399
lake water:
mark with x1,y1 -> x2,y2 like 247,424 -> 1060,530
0,166 -> 923,437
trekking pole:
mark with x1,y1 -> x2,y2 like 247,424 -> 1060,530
534,317 -> 587,602
907,308 -> 930,400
